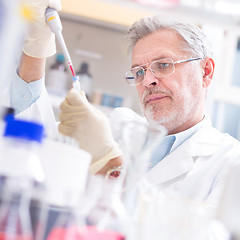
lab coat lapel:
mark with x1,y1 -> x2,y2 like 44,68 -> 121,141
144,120 -> 221,185
145,139 -> 194,185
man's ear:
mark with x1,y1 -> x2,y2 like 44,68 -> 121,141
202,58 -> 215,87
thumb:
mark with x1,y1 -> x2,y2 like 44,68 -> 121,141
66,88 -> 89,106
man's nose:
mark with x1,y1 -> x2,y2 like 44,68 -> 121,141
142,68 -> 158,87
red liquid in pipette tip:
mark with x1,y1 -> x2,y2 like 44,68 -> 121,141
68,62 -> 75,77
68,62 -> 81,91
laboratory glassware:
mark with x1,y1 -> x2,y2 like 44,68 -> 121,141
0,178 -> 33,240
85,177 -> 128,240
47,174 -> 127,240
117,119 -> 167,213
0,118 -> 46,240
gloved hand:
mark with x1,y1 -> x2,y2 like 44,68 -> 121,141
23,0 -> 61,58
58,88 -> 122,174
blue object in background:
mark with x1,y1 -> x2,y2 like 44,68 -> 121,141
56,53 -> 65,64
112,96 -> 123,108
101,93 -> 113,107
212,102 -> 240,140
101,94 -> 123,108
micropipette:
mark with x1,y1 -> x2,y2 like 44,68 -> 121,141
45,7 -> 81,92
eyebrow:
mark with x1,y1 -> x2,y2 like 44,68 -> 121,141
131,55 -> 172,69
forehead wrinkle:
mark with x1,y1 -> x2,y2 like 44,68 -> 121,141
131,30 -> 188,68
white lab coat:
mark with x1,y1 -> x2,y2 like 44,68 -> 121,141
109,107 -> 240,214
146,119 -> 240,206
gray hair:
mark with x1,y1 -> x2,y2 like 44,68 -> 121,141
126,15 -> 213,58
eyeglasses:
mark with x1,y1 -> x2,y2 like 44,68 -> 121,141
124,57 -> 203,86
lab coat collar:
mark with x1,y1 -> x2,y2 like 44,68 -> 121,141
145,114 -> 222,185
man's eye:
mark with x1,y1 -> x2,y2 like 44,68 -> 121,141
136,69 -> 145,77
159,62 -> 170,68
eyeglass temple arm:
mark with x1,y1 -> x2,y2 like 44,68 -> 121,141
175,57 -> 203,64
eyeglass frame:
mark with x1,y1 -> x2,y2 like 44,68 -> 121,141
124,57 -> 203,86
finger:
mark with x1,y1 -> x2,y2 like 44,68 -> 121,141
59,99 -> 88,115
58,111 -> 82,123
66,88 -> 89,106
58,122 -> 75,136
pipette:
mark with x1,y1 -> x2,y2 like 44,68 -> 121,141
45,7 -> 81,92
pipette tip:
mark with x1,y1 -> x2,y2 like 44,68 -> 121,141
72,76 -> 79,82
72,76 -> 81,92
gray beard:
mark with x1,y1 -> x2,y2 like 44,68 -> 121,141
140,103 -> 172,124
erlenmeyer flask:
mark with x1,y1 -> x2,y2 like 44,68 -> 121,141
46,182 -> 88,240
47,174 -> 127,240
117,119 -> 167,213
46,207 -> 79,240
86,177 -> 128,239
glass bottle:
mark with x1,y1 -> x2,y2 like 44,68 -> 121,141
0,118 -> 45,240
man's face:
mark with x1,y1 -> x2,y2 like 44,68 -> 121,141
132,29 -> 206,134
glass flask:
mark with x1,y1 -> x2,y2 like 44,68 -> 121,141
0,118 -> 45,240
117,119 -> 167,213
85,176 -> 128,240
47,174 -> 127,240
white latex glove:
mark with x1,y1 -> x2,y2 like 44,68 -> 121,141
58,88 -> 122,174
23,0 -> 61,58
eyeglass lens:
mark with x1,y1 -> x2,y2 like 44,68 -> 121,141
125,57 -> 202,86
126,59 -> 174,85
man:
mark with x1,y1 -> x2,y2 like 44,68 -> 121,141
11,2 -> 240,211
57,16 -> 240,209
